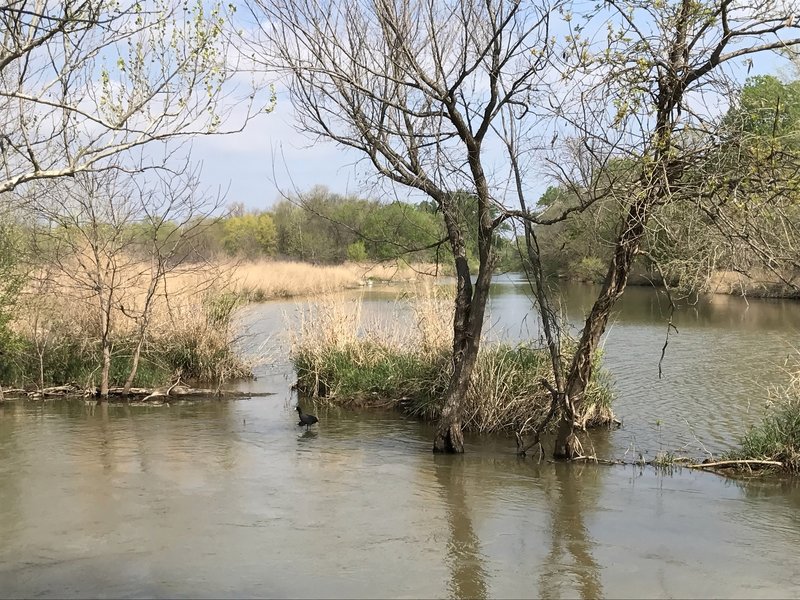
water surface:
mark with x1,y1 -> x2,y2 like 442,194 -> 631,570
1,280 -> 799,598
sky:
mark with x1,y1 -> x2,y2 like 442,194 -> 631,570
190,89 -> 366,211
186,6 -> 800,214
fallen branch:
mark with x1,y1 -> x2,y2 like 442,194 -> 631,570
1,384 -> 272,401
568,454 -> 625,466
685,459 -> 784,470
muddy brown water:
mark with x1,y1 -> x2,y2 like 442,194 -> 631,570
1,279 -> 800,598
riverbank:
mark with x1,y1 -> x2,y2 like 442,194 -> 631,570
0,258 -> 444,394
625,268 -> 800,299
224,258 -> 445,301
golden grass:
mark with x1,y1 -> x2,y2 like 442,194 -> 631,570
16,257 -> 445,339
6,256 -> 445,387
225,259 -> 445,300
290,280 -> 452,358
706,269 -> 800,298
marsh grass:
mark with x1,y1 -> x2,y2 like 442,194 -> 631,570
3,256 -> 442,390
291,288 -> 614,435
227,259 -> 444,301
725,356 -> 800,472
6,267 -> 254,389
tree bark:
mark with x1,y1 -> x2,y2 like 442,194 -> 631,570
433,194 -> 495,453
551,1 -> 696,458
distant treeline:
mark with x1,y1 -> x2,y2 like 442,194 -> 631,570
187,186 -> 523,270
533,74 -> 800,295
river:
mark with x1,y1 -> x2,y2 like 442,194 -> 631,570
1,279 -> 799,598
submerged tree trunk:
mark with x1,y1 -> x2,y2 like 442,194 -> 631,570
555,149 -> 673,457
433,191 -> 495,453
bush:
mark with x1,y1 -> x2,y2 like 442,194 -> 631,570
346,240 -> 368,262
571,256 -> 607,282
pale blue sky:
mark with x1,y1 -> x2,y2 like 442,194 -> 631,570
190,88 -> 367,211
188,29 -> 796,213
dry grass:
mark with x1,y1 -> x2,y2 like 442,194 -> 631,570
290,287 -> 615,435
225,259 -> 445,301
706,269 -> 800,299
8,259 -> 255,388
725,351 -> 800,473
4,256 -> 443,388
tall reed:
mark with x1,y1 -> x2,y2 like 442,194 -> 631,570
290,286 -> 614,435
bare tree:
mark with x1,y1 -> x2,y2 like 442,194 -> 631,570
247,0 -> 558,452
25,165 -> 224,399
0,0 -> 264,195
119,170 -> 226,397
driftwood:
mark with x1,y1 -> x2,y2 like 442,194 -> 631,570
0,383 -> 274,402
534,454 -> 787,475
685,459 -> 784,471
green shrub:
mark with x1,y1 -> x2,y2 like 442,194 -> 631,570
571,256 -> 606,282
725,401 -> 800,472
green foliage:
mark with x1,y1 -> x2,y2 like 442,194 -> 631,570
731,75 -> 800,141
573,256 -> 607,282
531,75 -> 800,292
346,240 -> 368,261
270,187 -> 445,264
532,180 -> 626,279
725,401 -> 800,473
0,223 -> 23,379
222,212 -> 277,258
293,341 -> 614,435
361,201 -> 442,260
294,342 -> 447,404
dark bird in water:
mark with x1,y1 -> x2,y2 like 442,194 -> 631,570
296,406 -> 318,430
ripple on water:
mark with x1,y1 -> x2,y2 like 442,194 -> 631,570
2,284 -> 800,598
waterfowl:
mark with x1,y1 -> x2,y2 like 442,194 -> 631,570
296,405 -> 318,430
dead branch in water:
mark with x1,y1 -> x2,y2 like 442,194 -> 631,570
0,385 -> 272,401
685,459 -> 784,471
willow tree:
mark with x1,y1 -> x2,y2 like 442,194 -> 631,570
0,0 -> 263,195
518,0 -> 800,458
246,0 -> 559,452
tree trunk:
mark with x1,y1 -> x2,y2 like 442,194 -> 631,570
433,338 -> 476,453
38,351 -> 45,393
99,342 -> 111,400
432,194 -> 495,453
552,191 -> 652,457
123,332 -> 145,397
553,414 -> 580,459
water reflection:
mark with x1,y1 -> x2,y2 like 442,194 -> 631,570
433,456 -> 489,600
4,281 -> 800,598
538,464 -> 603,600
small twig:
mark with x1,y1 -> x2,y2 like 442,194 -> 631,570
658,291 -> 678,380
562,454 -> 623,466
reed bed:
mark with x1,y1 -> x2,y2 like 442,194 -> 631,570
290,287 -> 614,435
2,256 -> 446,390
5,262 -> 254,389
225,259 -> 444,301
